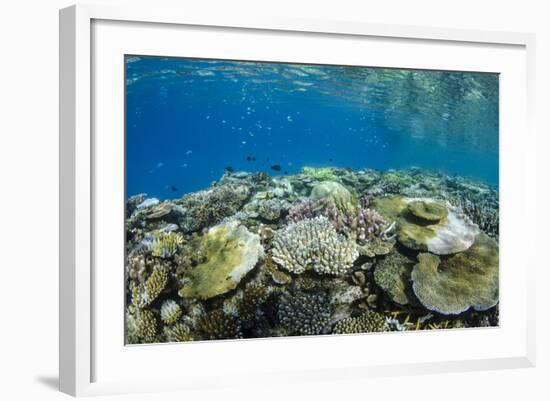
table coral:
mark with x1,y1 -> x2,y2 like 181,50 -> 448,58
411,233 -> 499,315
272,216 -> 358,276
178,221 -> 264,300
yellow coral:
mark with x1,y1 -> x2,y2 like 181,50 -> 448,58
149,231 -> 183,258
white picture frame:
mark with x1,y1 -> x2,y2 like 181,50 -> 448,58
59,4 -> 536,397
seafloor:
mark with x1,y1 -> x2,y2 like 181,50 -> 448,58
125,167 -> 499,344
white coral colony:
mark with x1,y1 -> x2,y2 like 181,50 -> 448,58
272,216 -> 358,276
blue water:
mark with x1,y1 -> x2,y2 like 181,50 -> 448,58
125,56 -> 499,200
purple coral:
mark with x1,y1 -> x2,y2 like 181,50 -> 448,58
286,198 -> 386,244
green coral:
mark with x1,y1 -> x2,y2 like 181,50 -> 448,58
148,231 -> 183,258
196,309 -> 243,340
374,251 -> 413,305
332,311 -> 388,334
411,233 -> 499,315
301,166 -> 339,182
160,299 -> 182,325
178,221 -> 264,300
309,181 -> 357,213
134,309 -> 157,343
407,200 -> 448,223
164,322 -> 194,342
132,264 -> 168,308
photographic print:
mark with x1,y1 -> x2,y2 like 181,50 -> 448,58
124,56 -> 499,344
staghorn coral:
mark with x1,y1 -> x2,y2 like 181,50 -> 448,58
411,233 -> 499,315
196,309 -> 243,340
332,311 -> 388,334
132,264 -> 168,308
175,184 -> 250,233
278,292 -> 332,336
148,231 -> 183,258
178,221 -> 264,300
272,216 -> 358,276
160,300 -> 182,325
164,322 -> 195,342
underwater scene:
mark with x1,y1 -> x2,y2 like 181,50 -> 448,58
125,56 -> 499,344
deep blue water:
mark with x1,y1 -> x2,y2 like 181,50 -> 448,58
125,56 -> 499,200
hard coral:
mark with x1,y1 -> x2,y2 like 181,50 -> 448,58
278,292 -> 332,336
272,216 -> 358,276
332,311 -> 388,334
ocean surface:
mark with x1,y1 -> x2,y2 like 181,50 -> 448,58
125,56 -> 499,200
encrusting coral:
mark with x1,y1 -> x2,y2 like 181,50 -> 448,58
332,311 -> 388,334
411,233 -> 499,315
178,221 -> 264,300
278,292 -> 332,336
272,216 -> 358,276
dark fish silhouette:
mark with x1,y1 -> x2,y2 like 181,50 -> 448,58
329,158 -> 333,162
270,165 -> 282,171
170,185 -> 178,192
246,155 -> 256,161
225,165 -> 235,173
284,171 -> 288,175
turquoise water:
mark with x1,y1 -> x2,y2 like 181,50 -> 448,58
125,56 -> 498,199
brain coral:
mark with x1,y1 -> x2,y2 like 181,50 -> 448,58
411,233 -> 499,315
178,221 -> 264,300
271,216 -> 358,276
332,311 -> 388,334
371,197 -> 479,255
278,292 -> 332,336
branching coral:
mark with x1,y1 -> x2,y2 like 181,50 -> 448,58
277,292 -> 332,336
272,216 -> 358,276
332,311 -> 388,334
148,231 -> 183,258
196,309 -> 243,340
164,322 -> 194,342
131,264 -> 168,308
160,300 -> 182,325
126,307 -> 158,344
286,198 -> 386,245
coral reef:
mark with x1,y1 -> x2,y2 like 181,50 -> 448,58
272,216 -> 358,276
125,167 -> 500,343
178,221 -> 264,300
411,233 -> 499,315
332,311 -> 388,334
278,292 -> 332,335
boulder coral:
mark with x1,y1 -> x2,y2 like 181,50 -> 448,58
272,216 -> 358,276
411,233 -> 499,315
374,250 -> 414,305
178,221 -> 264,300
310,181 -> 357,213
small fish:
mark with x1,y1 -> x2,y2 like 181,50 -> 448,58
246,155 -> 256,161
170,185 -> 178,192
185,150 -> 192,155
284,171 -> 288,175
270,165 -> 282,171
329,158 -> 333,162
225,165 -> 235,173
